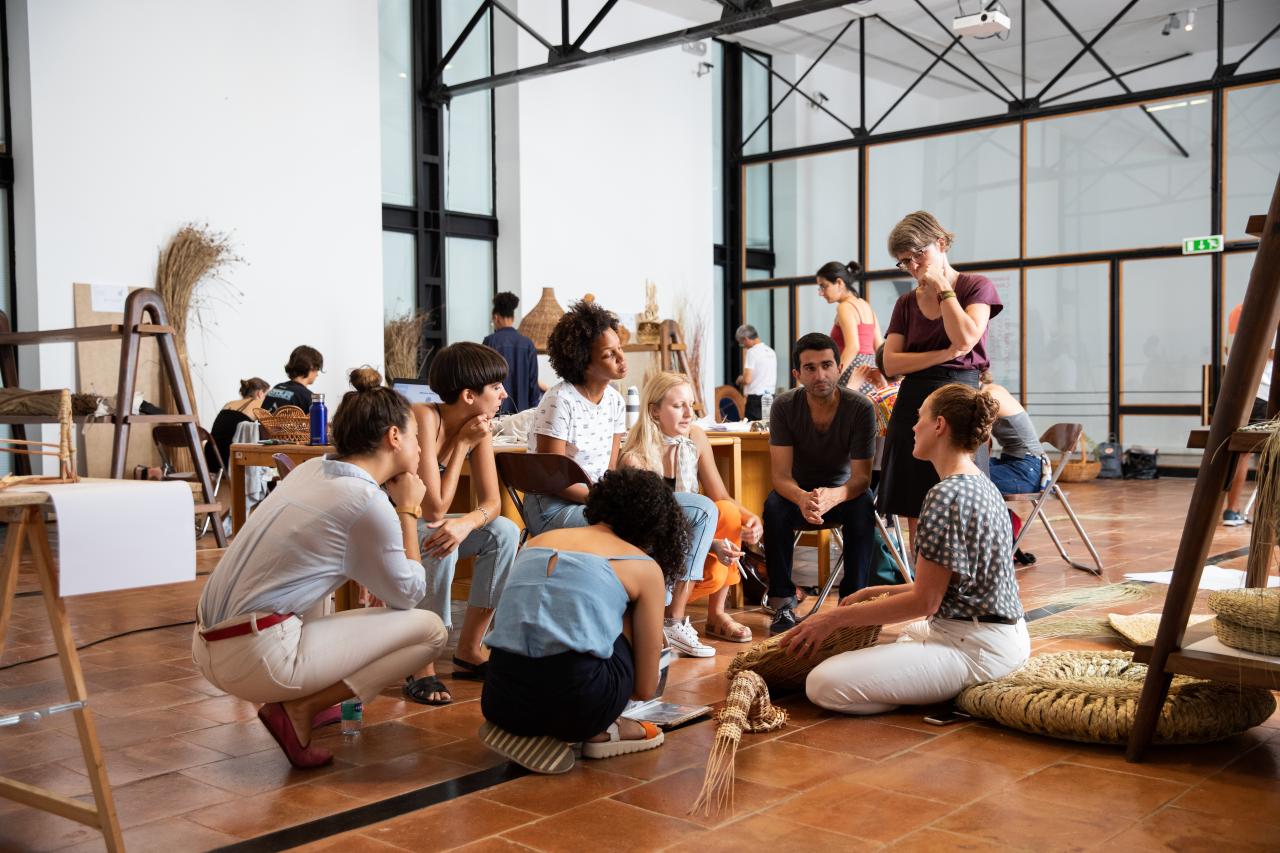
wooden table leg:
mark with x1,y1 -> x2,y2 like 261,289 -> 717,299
231,454 -> 247,534
0,508 -> 25,655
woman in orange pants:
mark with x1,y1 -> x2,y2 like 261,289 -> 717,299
621,373 -> 762,645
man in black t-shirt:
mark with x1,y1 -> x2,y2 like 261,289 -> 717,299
263,345 -> 324,414
764,333 -> 877,635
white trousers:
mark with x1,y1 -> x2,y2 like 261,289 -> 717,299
805,617 -> 1030,715
193,607 -> 447,705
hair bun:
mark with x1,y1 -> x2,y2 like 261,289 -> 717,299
348,366 -> 384,393
846,261 -> 861,276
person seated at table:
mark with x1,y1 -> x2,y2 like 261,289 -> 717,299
620,372 -> 762,652
401,342 -> 520,707
789,383 -> 1029,715
206,377 -> 269,474
193,367 -> 446,769
479,468 -> 689,774
763,333 -> 877,636
263,345 -> 324,413
980,371 -> 1046,496
524,299 -> 629,533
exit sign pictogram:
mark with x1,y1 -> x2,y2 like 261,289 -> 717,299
1182,235 -> 1223,255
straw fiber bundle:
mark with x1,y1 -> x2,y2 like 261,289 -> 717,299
956,650 -> 1275,745
727,621 -> 882,691
689,670 -> 787,817
1208,589 -> 1280,656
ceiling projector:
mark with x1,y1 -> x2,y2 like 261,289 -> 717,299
952,9 -> 1011,37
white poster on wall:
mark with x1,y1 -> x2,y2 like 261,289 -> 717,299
984,270 -> 1019,385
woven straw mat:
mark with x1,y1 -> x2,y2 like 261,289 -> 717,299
1108,612 -> 1213,647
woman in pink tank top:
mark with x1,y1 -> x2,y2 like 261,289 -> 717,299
817,260 -> 884,395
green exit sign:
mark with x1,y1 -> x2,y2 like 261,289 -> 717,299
1182,234 -> 1223,254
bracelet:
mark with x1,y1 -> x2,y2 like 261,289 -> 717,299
396,505 -> 422,519
476,506 -> 490,526
937,290 -> 957,303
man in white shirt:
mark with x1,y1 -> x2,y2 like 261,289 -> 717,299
735,324 -> 777,421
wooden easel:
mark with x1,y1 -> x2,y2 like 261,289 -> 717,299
0,288 -> 227,546
1126,174 -> 1280,761
0,490 -> 123,851
658,319 -> 706,418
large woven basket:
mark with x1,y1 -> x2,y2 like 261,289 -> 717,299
1058,434 -> 1101,482
518,287 -> 565,353
255,405 -> 310,444
727,622 -> 882,691
957,650 -> 1275,745
1208,588 -> 1280,656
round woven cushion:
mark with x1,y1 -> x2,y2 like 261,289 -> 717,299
956,651 -> 1276,745
1208,589 -> 1280,655
727,623 -> 881,691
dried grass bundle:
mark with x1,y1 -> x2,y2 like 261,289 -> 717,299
384,311 -> 433,382
155,224 -> 241,420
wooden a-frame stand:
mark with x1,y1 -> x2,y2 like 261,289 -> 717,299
1126,173 -> 1280,761
0,493 -> 123,850
0,288 -> 227,547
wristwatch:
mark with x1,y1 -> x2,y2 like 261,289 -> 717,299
396,505 -> 423,519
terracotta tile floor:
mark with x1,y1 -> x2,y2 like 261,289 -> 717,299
2,478 -> 1278,852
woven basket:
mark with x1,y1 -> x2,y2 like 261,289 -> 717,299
518,287 -> 565,353
1208,589 -> 1280,656
255,405 -> 310,444
1058,434 -> 1101,482
726,622 -> 882,691
956,650 -> 1275,745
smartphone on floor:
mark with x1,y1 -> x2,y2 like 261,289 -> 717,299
923,709 -> 972,726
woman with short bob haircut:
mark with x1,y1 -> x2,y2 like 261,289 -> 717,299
878,211 -> 1002,534
783,383 -> 1029,715
479,468 -> 691,774
401,342 -> 520,707
193,367 -> 445,769
524,299 -> 629,533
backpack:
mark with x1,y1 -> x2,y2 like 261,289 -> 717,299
1096,437 -> 1123,479
1123,447 -> 1159,480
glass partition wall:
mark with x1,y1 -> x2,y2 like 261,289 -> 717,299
735,78 -> 1280,468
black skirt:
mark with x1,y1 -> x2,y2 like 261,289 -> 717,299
482,634 -> 635,743
877,366 -> 980,518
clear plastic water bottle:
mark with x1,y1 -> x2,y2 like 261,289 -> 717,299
626,385 -> 640,428
340,699 -> 362,736
309,394 -> 328,446
760,390 -> 774,422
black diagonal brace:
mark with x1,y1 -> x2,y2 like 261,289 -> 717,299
1042,52 -> 1191,105
741,17 -> 855,150
909,0 -> 1018,102
869,36 -> 961,134
431,0 -> 492,91
875,14 -> 1006,104
571,0 -> 619,52
491,0 -> 555,52
1040,0 -> 1189,158
742,49 -> 860,138
1230,20 -> 1280,74
1036,0 -> 1139,103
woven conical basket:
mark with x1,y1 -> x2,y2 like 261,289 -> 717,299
518,287 -> 565,353
1208,588 -> 1280,656
726,623 -> 882,691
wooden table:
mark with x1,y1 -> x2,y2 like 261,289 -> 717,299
1132,616 -> 1280,690
0,486 -> 123,851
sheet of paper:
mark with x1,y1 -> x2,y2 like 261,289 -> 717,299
706,420 -> 754,433
1124,565 -> 1280,590
15,480 -> 196,596
89,284 -> 127,313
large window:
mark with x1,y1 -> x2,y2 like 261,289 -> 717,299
747,150 -> 859,279
441,0 -> 494,215
379,0 -> 414,207
1225,82 -> 1280,240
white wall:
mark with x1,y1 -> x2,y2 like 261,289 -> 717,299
496,1 -> 715,401
8,0 -> 384,446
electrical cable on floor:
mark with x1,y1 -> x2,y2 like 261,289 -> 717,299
0,619 -> 196,671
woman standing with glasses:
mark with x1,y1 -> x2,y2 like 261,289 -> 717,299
878,212 -> 1002,535
816,261 -> 884,395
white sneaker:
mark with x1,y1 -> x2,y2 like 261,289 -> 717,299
663,617 -> 715,658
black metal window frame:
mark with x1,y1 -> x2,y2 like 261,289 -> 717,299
383,0 -> 499,364
0,0 -> 17,326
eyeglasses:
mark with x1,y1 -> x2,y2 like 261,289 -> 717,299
895,247 -> 928,272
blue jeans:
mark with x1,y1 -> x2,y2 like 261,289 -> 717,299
523,492 -> 589,536
416,515 -> 519,629
989,454 -> 1043,496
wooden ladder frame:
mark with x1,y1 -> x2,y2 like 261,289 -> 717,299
0,288 -> 227,547
659,319 -> 706,418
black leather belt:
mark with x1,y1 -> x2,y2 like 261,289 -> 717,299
946,614 -> 1021,625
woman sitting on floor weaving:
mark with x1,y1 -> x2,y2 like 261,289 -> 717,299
193,367 -> 446,769
478,468 -> 690,775
782,383 -> 1029,714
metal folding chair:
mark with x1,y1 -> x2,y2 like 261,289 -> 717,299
494,452 -> 591,545
1003,422 -> 1104,575
802,510 -> 913,617
152,424 -> 225,537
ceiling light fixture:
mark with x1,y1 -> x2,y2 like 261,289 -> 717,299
808,91 -> 829,109
1184,8 -> 1195,31
696,61 -> 714,78
1162,12 -> 1180,36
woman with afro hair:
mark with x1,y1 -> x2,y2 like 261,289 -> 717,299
480,468 -> 691,773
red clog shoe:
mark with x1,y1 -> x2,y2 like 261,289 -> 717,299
257,702 -> 334,769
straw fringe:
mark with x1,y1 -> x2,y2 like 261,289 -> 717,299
689,670 -> 787,817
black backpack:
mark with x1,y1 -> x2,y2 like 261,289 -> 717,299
1096,437 -> 1123,479
1123,447 -> 1159,480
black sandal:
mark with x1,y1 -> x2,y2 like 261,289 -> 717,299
403,675 -> 452,706
451,656 -> 488,681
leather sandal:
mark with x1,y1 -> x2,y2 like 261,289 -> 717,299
582,720 -> 664,760
257,702 -> 333,769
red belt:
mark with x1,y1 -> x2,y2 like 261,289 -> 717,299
200,613 -> 295,642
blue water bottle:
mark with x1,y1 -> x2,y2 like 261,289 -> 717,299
309,394 -> 328,445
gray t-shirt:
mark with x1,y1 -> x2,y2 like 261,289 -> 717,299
916,474 -> 1024,621
768,387 -> 876,489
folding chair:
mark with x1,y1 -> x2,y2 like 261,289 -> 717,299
152,424 -> 224,537
802,510 -> 913,617
1003,422 -> 1104,576
494,452 -> 591,545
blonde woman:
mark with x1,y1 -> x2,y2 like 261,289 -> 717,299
816,261 -> 883,395
620,373 -> 762,647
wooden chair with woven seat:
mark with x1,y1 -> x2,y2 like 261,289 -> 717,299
714,385 -> 746,422
152,424 -> 224,537
1003,422 -> 1104,575
494,452 -> 591,545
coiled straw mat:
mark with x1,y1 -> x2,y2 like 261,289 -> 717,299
1208,588 -> 1280,656
956,650 -> 1275,745
727,622 -> 882,691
